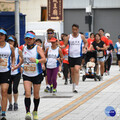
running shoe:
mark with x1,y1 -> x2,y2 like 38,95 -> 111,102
1,117 -> 7,120
32,111 -> 38,120
44,86 -> 50,93
73,90 -> 78,93
58,72 -> 61,77
50,84 -> 53,93
8,104 -> 12,111
53,89 -> 57,95
64,81 -> 68,85
1,114 -> 6,120
25,112 -> 32,120
69,79 -> 72,84
14,103 -> 18,111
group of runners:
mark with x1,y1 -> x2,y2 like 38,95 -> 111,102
0,24 -> 120,120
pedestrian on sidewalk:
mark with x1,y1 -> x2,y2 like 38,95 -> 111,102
0,28 -> 15,120
7,35 -> 23,111
22,31 -> 46,120
45,37 -> 63,95
64,24 -> 87,93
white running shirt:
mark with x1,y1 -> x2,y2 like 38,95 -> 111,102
47,46 -> 60,69
0,42 -> 11,72
11,47 -> 20,75
68,34 -> 83,58
44,38 -> 51,51
23,45 -> 42,77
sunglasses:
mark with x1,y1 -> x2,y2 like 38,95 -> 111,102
25,37 -> 33,40
0,33 -> 5,36
47,32 -> 53,34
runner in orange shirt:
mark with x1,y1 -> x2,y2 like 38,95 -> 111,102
98,28 -> 109,49
62,44 -> 71,85
104,33 -> 114,75
87,33 -> 94,49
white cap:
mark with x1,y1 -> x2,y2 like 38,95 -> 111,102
105,33 -> 110,38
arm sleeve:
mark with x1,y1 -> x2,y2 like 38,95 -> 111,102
114,43 -> 117,49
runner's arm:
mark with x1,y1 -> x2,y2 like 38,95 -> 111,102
37,46 -> 46,63
42,40 -> 45,52
81,35 -> 88,49
10,45 -> 15,66
59,48 -> 63,61
12,49 -> 23,71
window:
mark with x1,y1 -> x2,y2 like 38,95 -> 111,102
41,7 -> 47,21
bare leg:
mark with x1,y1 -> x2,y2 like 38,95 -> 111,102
1,83 -> 9,112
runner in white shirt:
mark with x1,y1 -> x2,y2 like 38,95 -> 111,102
64,24 -> 87,93
0,28 -> 15,120
7,35 -> 23,111
45,37 -> 63,95
22,31 -> 46,120
43,29 -> 54,92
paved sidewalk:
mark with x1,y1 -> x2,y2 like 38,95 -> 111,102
5,65 -> 120,120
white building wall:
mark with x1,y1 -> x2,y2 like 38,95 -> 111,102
20,0 -> 47,22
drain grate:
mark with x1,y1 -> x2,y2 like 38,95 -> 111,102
42,96 -> 73,98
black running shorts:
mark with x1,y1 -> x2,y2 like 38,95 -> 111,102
117,54 -> 120,60
68,57 -> 82,67
23,73 -> 43,84
0,71 -> 10,84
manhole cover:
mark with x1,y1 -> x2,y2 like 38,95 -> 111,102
42,96 -> 73,98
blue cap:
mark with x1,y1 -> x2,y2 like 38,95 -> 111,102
7,36 -> 15,41
118,35 -> 120,39
25,32 -> 35,39
0,29 -> 7,35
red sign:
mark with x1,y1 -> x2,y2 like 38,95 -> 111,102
48,0 -> 63,21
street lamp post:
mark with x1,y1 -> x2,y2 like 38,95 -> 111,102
15,0 -> 20,46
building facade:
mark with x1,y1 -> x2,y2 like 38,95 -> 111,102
19,0 -> 120,44
63,0 -> 120,44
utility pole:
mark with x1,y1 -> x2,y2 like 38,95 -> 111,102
15,0 -> 20,46
89,0 -> 94,33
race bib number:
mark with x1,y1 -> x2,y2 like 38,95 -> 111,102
97,51 -> 104,58
0,58 -> 8,69
24,63 -> 36,72
64,55 -> 68,61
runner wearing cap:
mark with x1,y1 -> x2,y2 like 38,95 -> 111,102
22,32 -> 46,120
64,24 -> 87,93
43,29 -> 54,93
45,37 -> 63,95
104,33 -> 114,75
0,28 -> 15,120
7,35 -> 23,111
114,35 -> 120,71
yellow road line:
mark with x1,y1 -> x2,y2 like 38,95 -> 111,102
54,76 -> 120,120
42,74 -> 120,120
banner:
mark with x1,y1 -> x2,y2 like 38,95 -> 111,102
48,0 -> 63,21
